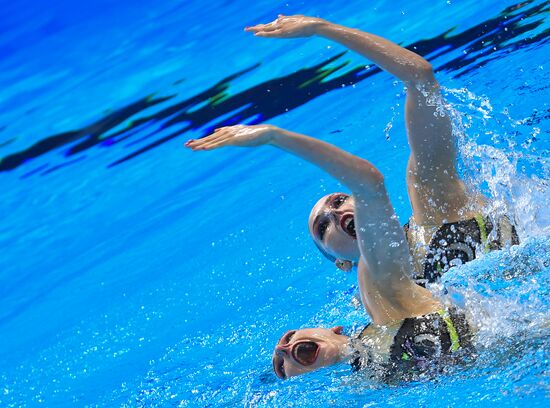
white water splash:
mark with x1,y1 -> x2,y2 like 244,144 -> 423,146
444,87 -> 550,239
441,237 -> 550,350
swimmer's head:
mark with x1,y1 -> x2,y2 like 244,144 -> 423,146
308,193 -> 360,271
272,326 -> 349,379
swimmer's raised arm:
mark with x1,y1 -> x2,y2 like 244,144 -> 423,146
186,125 -> 438,323
187,125 -> 383,191
248,15 -> 476,226
246,15 -> 433,85
185,125 -> 396,270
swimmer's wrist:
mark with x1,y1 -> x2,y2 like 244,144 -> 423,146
313,20 -> 334,36
268,127 -> 288,146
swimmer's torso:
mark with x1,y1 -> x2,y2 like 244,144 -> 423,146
350,308 -> 474,376
404,212 -> 520,285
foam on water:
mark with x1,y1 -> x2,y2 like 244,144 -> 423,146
444,86 -> 550,238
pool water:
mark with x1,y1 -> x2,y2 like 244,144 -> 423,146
0,0 -> 549,406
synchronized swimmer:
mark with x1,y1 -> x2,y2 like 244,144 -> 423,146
186,15 -> 518,379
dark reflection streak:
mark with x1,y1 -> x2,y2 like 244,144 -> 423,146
0,97 -> 173,171
113,122 -> 154,147
110,54 -> 373,166
122,126 -> 167,148
67,64 -> 261,157
113,63 -> 261,134
110,1 -> 549,166
0,1 -> 547,176
409,1 -> 549,78
20,164 -> 49,179
451,26 -> 550,78
108,127 -> 191,167
41,156 -> 87,175
0,136 -> 14,148
62,95 -> 175,156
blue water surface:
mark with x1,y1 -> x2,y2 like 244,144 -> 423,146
0,0 -> 549,406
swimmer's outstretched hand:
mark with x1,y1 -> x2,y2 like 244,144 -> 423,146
185,125 -> 278,150
245,15 -> 326,38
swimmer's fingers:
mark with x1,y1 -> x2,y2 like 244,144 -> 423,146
201,129 -> 239,150
185,127 -> 242,150
198,139 -> 231,150
197,128 -> 247,150
186,130 -> 231,150
245,22 -> 280,33
245,15 -> 324,38
192,134 -> 228,150
186,125 -> 277,150
254,29 -> 285,38
246,19 -> 291,38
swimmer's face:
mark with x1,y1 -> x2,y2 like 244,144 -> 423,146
308,193 -> 360,265
272,326 -> 349,379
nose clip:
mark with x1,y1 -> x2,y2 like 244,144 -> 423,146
329,210 -> 341,224
275,344 -> 290,357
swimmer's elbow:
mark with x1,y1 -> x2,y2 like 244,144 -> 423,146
412,61 -> 436,84
352,159 -> 385,189
369,166 -> 385,185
